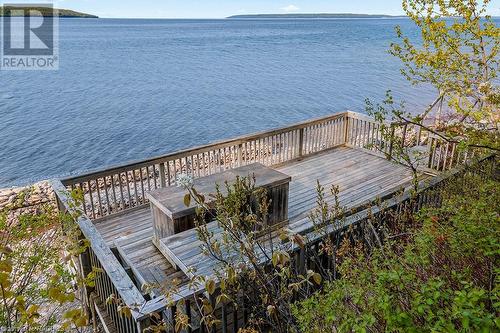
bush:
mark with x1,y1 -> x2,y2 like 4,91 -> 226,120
293,174 -> 500,332
0,187 -> 89,332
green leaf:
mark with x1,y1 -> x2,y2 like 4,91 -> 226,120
118,305 -> 132,318
205,279 -> 216,295
272,252 -> 279,267
312,273 -> 322,285
183,194 -> 191,207
0,260 -> 12,273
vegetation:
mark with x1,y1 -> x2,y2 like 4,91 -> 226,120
0,6 -> 98,18
292,1 -> 500,331
293,171 -> 499,332
385,0 -> 499,151
157,3 -> 500,332
155,176 -> 322,333
0,188 -> 90,332
1,1 -> 497,333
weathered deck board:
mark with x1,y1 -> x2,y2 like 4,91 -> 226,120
280,147 -> 415,220
114,228 -> 188,298
92,146 -> 423,289
158,147 -> 421,280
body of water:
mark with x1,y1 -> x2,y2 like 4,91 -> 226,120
1,18 -> 440,186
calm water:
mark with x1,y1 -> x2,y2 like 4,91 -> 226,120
1,18 -> 438,187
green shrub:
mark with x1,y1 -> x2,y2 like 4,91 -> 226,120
293,175 -> 500,332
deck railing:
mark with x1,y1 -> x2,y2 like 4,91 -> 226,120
345,112 -> 479,173
61,111 -> 479,221
426,133 -> 482,172
61,112 -> 348,220
52,181 -> 150,332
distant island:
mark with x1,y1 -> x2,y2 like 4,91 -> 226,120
228,13 -> 403,19
0,6 -> 98,18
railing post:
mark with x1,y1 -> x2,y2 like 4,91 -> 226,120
343,113 -> 349,145
298,128 -> 304,158
159,163 -> 166,188
427,137 -> 435,169
387,124 -> 395,160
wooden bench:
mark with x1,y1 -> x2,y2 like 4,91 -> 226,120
157,218 -> 287,278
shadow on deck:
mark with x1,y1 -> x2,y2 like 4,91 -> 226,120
92,146 -> 422,296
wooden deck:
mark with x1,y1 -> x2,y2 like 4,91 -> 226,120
92,146 -> 421,293
54,111 -> 471,332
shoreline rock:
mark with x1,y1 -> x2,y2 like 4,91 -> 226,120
0,180 -> 55,222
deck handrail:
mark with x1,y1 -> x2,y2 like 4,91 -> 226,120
61,112 -> 347,185
59,110 -> 473,221
61,111 -> 350,220
52,180 -> 148,327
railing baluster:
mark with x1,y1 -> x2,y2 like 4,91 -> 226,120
366,122 -> 372,148
387,125 -> 395,160
95,179 -> 104,217
355,119 -> 360,146
133,170 -> 140,205
118,173 -> 125,210
86,181 -> 96,219
103,176 -> 111,215
140,168 -> 146,200
298,127 -> 304,158
311,126 -> 316,153
175,158 -> 181,183
362,120 -> 367,147
124,172 -> 132,208
230,301 -> 238,333
442,142 -> 450,171
145,167 -> 151,192
448,143 -> 456,170
332,119 -> 337,145
343,115 -> 348,145
288,131 -> 291,160
150,166 -> 157,189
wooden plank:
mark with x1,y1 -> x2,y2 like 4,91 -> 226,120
115,229 -> 188,297
285,160 -> 412,218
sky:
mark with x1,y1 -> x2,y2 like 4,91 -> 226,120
4,0 -> 500,18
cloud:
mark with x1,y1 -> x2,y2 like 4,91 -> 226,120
281,4 -> 299,13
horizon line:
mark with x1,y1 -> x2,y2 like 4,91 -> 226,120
71,15 -> 500,19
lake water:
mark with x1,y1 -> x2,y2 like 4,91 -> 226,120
1,18 -> 439,187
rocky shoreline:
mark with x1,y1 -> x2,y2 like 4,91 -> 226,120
0,180 -> 55,221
